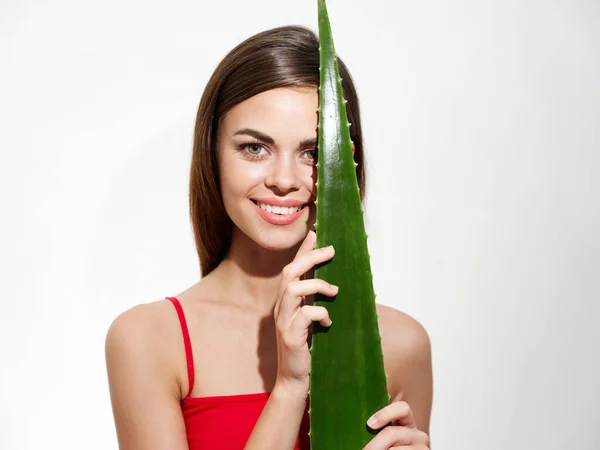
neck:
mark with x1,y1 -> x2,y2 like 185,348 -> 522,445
210,227 -> 302,312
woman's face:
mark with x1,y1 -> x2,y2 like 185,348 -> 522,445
217,87 -> 318,251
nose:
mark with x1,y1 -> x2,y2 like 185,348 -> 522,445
265,153 -> 301,193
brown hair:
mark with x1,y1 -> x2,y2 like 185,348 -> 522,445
189,25 -> 367,277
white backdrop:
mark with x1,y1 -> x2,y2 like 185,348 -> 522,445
1,0 -> 599,448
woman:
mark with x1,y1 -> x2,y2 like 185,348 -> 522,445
106,25 -> 433,450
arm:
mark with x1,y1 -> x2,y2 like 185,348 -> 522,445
106,304 -> 189,450
381,306 -> 433,434
243,381 -> 308,450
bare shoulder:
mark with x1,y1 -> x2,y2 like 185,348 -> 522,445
105,281 -> 215,394
107,300 -> 171,331
376,304 -> 433,434
376,304 -> 431,357
106,300 -> 180,361
105,299 -> 187,399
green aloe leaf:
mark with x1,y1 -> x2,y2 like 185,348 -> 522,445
309,0 -> 390,448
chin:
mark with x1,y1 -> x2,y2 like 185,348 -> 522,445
254,227 -> 306,251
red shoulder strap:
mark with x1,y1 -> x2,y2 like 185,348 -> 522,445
166,297 -> 195,397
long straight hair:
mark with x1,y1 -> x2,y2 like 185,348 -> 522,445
189,25 -> 366,277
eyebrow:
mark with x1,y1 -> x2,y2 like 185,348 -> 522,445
233,128 -> 317,148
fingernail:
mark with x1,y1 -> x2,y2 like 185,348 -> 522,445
329,284 -> 338,291
367,415 -> 378,428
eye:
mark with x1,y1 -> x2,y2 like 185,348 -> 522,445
245,143 -> 264,155
304,148 -> 318,161
237,142 -> 268,160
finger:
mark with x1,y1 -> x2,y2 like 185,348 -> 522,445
367,401 -> 416,430
282,244 -> 335,284
274,232 -> 315,317
295,230 -> 317,258
288,305 -> 332,337
295,231 -> 326,282
278,280 -> 338,325
362,426 -> 428,450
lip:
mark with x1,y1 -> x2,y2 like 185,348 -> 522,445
251,197 -> 309,208
250,199 -> 308,225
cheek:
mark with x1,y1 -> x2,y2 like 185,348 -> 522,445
218,153 -> 264,198
217,151 -> 240,201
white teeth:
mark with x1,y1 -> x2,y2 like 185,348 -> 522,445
257,202 -> 302,215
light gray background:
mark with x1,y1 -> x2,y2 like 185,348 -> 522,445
1,0 -> 599,448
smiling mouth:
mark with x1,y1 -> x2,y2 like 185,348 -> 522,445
251,200 -> 309,216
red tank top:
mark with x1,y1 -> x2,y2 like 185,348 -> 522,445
166,297 -> 310,449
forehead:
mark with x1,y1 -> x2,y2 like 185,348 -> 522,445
219,87 -> 319,139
